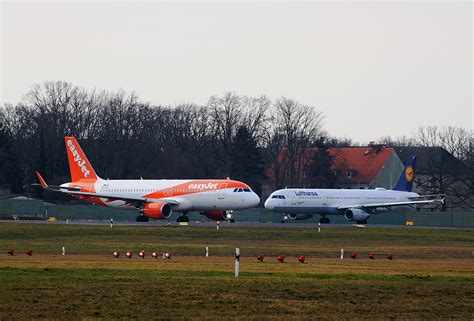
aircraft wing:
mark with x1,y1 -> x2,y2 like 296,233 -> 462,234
34,172 -> 179,206
63,190 -> 179,206
337,198 -> 444,211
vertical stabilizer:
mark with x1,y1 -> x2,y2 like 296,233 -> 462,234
393,156 -> 416,192
64,137 -> 99,182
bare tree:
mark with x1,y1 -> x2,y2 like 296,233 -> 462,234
412,125 -> 473,209
264,97 -> 325,189
378,135 -> 416,147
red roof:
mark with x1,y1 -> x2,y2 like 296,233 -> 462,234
267,146 -> 394,185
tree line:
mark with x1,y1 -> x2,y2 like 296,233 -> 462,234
0,81 -> 328,197
0,81 -> 472,208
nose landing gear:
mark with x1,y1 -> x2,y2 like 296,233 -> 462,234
225,210 -> 235,223
319,216 -> 330,224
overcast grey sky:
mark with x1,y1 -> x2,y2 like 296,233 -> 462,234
1,1 -> 472,143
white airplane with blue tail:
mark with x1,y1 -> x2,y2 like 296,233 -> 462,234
264,156 -> 444,224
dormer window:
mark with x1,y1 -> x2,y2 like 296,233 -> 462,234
346,170 -> 354,178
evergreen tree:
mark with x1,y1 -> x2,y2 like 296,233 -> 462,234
0,123 -> 23,193
308,137 -> 336,188
230,126 -> 266,196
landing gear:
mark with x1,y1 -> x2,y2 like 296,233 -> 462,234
319,216 -> 330,224
228,219 -> 235,223
176,215 -> 189,223
281,215 -> 288,223
136,215 -> 149,222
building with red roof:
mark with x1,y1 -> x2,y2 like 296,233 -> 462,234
265,143 -> 404,195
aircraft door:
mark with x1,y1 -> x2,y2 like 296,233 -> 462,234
218,183 -> 227,199
289,191 -> 297,206
322,196 -> 328,206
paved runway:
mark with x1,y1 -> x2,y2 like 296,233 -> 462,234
1,219 -> 472,230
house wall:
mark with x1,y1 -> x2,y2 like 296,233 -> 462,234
370,152 -> 404,189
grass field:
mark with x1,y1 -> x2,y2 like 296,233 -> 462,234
0,223 -> 473,319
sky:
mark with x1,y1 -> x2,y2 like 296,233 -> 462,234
1,1 -> 472,143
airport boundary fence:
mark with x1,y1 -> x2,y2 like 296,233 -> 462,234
0,199 -> 473,228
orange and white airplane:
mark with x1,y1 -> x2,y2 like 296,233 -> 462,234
35,137 -> 260,222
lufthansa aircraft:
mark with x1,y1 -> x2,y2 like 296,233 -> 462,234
264,156 -> 444,224
35,137 -> 260,222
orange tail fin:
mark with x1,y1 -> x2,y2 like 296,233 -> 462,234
64,137 -> 99,182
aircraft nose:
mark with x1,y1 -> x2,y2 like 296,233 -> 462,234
251,193 -> 260,207
264,197 -> 273,210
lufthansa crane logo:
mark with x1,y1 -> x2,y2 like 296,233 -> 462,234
405,166 -> 414,182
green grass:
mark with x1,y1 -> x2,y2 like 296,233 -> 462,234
1,223 -> 472,258
0,223 -> 473,319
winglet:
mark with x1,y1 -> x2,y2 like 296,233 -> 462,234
35,171 -> 48,189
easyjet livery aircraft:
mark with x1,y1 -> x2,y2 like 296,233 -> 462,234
35,137 -> 260,222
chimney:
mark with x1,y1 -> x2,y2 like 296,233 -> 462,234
368,141 -> 384,155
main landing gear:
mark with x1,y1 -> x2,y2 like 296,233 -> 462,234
136,215 -> 149,222
319,216 -> 330,224
176,215 -> 189,223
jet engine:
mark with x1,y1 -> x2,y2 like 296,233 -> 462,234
344,208 -> 370,222
200,210 -> 233,221
141,202 -> 172,219
288,214 -> 314,220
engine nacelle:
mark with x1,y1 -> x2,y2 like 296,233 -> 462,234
200,210 -> 233,221
141,202 -> 172,219
344,208 -> 370,221
288,214 -> 314,221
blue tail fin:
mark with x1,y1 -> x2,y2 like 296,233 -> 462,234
393,156 -> 416,192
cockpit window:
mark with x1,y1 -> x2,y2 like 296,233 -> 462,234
238,188 -> 243,192
233,188 -> 238,192
271,195 -> 285,199
243,188 -> 251,192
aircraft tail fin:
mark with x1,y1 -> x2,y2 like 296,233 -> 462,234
393,156 -> 416,192
64,137 -> 99,182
